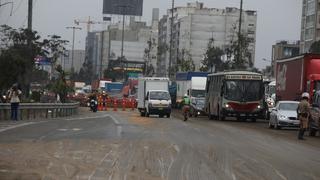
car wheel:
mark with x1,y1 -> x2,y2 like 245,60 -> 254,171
146,112 -> 150,117
167,113 -> 171,118
159,114 -> 164,118
251,118 -> 257,122
140,112 -> 145,117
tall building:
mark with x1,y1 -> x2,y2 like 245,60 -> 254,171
271,40 -> 300,77
157,2 -> 257,77
85,10 -> 160,79
58,50 -> 85,73
300,0 -> 320,53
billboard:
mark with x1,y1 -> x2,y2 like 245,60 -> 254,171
103,0 -> 143,16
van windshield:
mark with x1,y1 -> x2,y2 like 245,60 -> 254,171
191,90 -> 205,98
150,91 -> 170,100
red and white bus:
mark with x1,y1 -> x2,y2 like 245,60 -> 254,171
205,71 -> 265,121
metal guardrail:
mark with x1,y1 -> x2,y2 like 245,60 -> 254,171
0,103 -> 79,120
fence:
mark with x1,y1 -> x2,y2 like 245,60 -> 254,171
0,103 -> 79,120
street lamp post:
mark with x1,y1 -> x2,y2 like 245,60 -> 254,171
66,26 -> 82,72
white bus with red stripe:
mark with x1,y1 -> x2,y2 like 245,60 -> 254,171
205,71 -> 265,121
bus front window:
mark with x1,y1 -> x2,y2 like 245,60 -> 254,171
224,81 -> 263,102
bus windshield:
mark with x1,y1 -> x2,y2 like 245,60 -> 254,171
224,80 -> 262,102
191,90 -> 205,98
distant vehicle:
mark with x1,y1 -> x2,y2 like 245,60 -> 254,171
265,81 -> 276,119
269,101 -> 300,129
105,82 -> 123,93
190,98 -> 206,117
137,77 -> 171,118
205,71 -> 265,121
309,91 -> 320,136
175,72 -> 208,107
91,79 -> 112,91
276,53 -> 320,102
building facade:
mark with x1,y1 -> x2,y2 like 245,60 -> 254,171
157,2 -> 257,77
59,50 -> 86,73
85,9 -> 159,78
300,0 -> 320,53
271,40 -> 300,77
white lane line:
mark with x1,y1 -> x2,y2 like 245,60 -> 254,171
0,121 -> 47,133
88,150 -> 112,180
0,114 -> 120,133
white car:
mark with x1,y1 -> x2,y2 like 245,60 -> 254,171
269,101 -> 300,129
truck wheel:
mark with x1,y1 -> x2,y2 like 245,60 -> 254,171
167,113 -> 171,118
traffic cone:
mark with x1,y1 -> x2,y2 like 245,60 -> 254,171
122,98 -> 126,111
131,98 -> 135,111
113,98 -> 118,111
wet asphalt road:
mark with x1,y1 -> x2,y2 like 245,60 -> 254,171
0,109 -> 319,180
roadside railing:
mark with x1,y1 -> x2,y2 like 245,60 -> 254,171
0,103 -> 79,120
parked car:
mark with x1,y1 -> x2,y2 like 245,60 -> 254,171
190,98 -> 206,117
269,101 -> 300,129
309,91 -> 320,136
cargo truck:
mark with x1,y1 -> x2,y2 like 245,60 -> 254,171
276,54 -> 320,102
137,77 -> 171,118
175,72 -> 208,107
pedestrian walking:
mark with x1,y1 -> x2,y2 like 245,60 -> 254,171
8,84 -> 22,121
297,92 -> 310,140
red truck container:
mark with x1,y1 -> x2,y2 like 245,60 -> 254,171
276,53 -> 320,101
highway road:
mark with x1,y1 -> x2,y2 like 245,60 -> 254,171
0,109 -> 319,180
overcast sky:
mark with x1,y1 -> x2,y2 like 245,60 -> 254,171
0,0 -> 302,69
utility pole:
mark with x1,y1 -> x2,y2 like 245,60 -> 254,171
66,26 -> 82,72
237,0 -> 243,68
168,0 -> 175,78
116,5 -> 131,81
28,0 -> 33,31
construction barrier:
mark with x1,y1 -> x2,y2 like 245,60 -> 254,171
113,98 -> 118,111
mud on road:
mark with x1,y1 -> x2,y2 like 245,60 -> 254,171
0,110 -> 319,180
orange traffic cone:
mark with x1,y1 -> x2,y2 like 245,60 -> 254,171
113,98 -> 118,111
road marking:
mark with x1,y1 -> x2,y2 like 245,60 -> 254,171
0,114 -> 119,133
88,150 -> 112,180
0,121 -> 47,133
173,144 -> 180,153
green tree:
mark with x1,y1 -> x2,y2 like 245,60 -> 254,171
177,49 -> 195,72
309,40 -> 320,53
227,24 -> 253,70
42,35 -> 69,65
49,65 -> 73,103
200,38 -> 225,72
0,25 -> 43,95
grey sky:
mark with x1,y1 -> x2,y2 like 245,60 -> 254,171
0,0 -> 302,69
